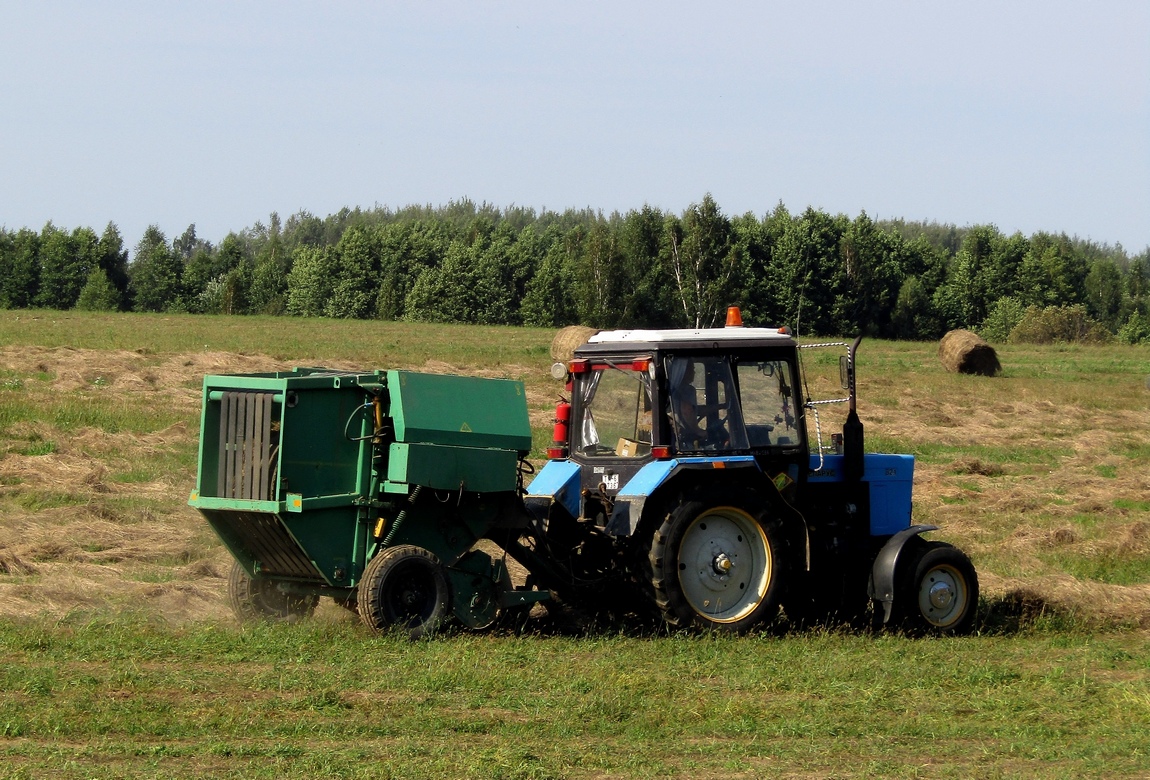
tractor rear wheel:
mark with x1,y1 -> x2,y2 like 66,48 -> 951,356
227,560 -> 318,623
894,541 -> 978,635
650,488 -> 787,633
357,545 -> 451,639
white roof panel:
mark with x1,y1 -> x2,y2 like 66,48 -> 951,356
587,326 -> 791,343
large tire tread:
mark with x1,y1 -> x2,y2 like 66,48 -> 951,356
357,545 -> 451,639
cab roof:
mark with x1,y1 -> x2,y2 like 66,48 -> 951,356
578,326 -> 797,354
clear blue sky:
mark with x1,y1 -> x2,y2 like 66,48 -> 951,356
2,1 -> 1147,254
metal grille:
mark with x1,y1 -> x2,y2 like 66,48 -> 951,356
202,509 -> 323,580
217,391 -> 276,500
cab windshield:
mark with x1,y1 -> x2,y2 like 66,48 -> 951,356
573,362 -> 653,458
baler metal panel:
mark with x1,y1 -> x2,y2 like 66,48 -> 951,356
200,508 -> 324,581
388,370 -> 532,454
387,442 -> 521,493
194,369 -> 377,504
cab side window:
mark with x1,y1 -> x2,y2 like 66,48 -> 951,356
666,356 -> 748,452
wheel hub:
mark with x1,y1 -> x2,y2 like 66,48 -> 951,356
713,552 -> 733,575
927,580 -> 954,610
917,563 -> 968,628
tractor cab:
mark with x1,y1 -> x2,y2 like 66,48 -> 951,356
527,311 -> 811,533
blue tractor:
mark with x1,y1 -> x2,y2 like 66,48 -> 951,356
523,310 -> 978,634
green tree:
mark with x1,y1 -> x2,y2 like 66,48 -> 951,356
891,277 -> 940,340
736,203 -> 792,326
1016,233 -> 1085,309
573,218 -> 624,327
768,208 -> 847,335
97,222 -> 130,306
1083,258 -> 1124,331
836,212 -> 907,336
129,226 -> 182,312
934,226 -> 1004,330
618,206 -> 673,327
403,240 -> 475,323
520,232 -> 579,327
36,223 -> 99,309
326,226 -> 380,319
403,218 -> 533,325
374,221 -> 451,320
76,268 -> 122,311
248,217 -> 289,315
978,296 -> 1026,342
1127,252 -> 1148,300
286,246 -> 337,316
0,228 -> 40,308
666,195 -> 742,328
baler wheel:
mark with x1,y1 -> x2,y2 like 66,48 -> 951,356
650,488 -> 786,633
895,541 -> 978,635
357,545 -> 450,639
227,560 -> 319,623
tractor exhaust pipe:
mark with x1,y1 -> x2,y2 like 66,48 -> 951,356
843,335 -> 864,482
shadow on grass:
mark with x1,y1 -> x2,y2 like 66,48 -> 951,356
495,591 -> 1114,640
976,591 -> 1096,635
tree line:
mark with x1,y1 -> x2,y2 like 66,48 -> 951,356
2,197 -> 1148,344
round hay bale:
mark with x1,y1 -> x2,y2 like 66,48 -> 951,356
939,329 -> 1001,376
551,326 -> 599,363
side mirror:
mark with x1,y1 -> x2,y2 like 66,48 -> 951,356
839,355 -> 850,389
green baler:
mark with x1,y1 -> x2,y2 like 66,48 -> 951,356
189,367 -> 548,634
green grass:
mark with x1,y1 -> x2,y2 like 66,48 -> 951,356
0,393 -> 186,436
1039,550 -> 1150,587
0,618 -> 1148,778
0,310 -> 556,372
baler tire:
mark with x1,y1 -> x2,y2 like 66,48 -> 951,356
894,541 -> 978,636
649,488 -> 786,634
227,560 -> 318,623
357,545 -> 451,639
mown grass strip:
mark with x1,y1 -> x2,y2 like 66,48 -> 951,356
0,619 -> 1147,778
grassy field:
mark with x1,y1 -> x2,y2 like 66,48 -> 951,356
2,619 -> 1148,779
1,310 -> 1149,778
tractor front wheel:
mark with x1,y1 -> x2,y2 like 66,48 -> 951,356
357,545 -> 451,639
227,560 -> 318,623
895,541 -> 978,635
650,488 -> 787,633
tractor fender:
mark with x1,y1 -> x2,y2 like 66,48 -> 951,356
605,458 -> 811,570
523,459 -> 582,522
869,524 -> 939,623
604,456 -> 760,536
